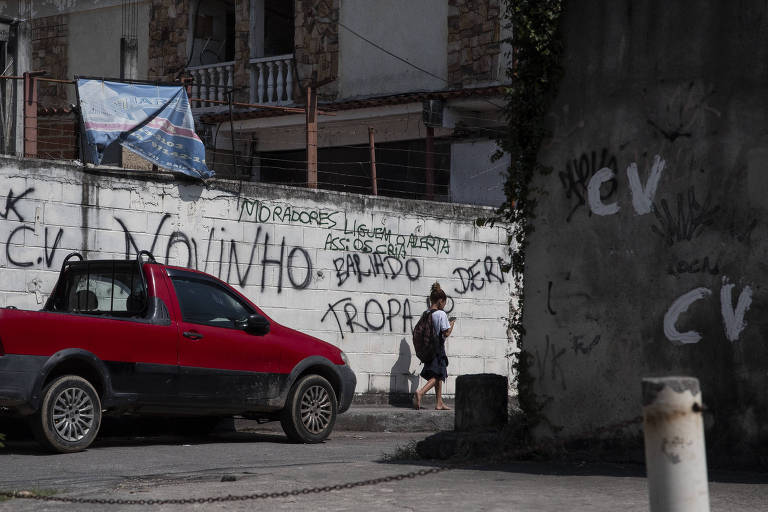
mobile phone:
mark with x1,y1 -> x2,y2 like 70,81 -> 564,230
449,316 -> 457,322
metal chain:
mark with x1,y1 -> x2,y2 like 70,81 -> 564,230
0,467 -> 450,505
0,416 -> 644,505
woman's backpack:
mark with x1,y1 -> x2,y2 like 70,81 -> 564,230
412,310 -> 438,363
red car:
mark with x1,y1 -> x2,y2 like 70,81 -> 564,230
0,252 -> 355,452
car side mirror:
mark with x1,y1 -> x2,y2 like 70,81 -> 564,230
244,313 -> 270,336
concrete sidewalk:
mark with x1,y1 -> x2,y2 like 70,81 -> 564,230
237,401 -> 455,434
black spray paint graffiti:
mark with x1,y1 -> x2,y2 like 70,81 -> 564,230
535,335 -> 567,391
651,187 -> 720,246
571,334 -> 600,355
558,149 -> 618,222
452,257 -> 507,295
238,198 -> 341,228
321,297 -> 415,339
546,281 -> 557,315
3,187 -> 66,269
666,257 -> 720,277
6,226 -> 64,268
1,187 -> 34,222
239,197 -> 451,260
333,253 -> 420,287
116,214 -> 312,293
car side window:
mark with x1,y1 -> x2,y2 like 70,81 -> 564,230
53,264 -> 146,317
171,277 -> 252,329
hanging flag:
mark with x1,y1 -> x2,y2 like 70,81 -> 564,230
76,79 -> 213,179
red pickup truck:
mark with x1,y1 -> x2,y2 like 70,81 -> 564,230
0,252 -> 355,452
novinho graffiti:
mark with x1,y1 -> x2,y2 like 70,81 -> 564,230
333,253 -> 420,287
452,257 -> 508,295
558,149 -> 618,222
116,214 -> 313,293
321,297 -> 415,339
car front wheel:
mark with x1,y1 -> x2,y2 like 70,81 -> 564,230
280,375 -> 337,443
33,375 -> 102,453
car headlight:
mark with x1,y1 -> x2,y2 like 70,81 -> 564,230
340,351 -> 350,366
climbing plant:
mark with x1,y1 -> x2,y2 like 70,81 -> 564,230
490,0 -> 565,427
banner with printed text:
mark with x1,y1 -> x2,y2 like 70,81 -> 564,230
76,79 -> 213,179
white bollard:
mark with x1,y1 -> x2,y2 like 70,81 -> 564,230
642,376 -> 710,512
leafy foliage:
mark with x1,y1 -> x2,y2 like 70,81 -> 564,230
494,0 -> 565,425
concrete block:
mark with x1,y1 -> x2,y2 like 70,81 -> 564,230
42,203 -> 82,227
455,373 -> 508,432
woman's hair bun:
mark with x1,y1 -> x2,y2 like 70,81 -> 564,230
431,282 -> 442,294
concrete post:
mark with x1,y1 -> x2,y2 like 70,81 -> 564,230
455,374 -> 508,432
642,377 -> 710,512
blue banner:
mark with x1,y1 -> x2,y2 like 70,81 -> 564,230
77,79 -> 213,179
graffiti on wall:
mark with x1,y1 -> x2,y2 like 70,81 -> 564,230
2,185 -> 509,340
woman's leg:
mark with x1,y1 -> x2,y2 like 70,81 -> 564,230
435,380 -> 451,410
415,377 -> 437,409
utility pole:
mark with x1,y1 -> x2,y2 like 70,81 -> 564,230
425,126 -> 434,201
306,86 -> 318,189
369,127 -> 377,195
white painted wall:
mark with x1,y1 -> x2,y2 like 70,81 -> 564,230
67,2 -> 150,94
0,158 -> 516,397
338,0 -> 448,98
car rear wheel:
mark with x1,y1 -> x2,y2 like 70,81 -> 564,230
280,375 -> 337,443
33,375 -> 102,453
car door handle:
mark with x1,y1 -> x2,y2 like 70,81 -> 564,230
183,331 -> 204,340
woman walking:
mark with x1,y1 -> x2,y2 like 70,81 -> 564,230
414,282 -> 455,410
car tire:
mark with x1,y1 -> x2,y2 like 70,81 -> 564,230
280,375 -> 337,443
33,375 -> 102,453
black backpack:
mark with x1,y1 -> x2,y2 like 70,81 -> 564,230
412,310 -> 439,363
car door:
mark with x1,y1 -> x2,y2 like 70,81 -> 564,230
168,270 -> 285,409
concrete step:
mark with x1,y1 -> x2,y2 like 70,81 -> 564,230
235,403 -> 455,434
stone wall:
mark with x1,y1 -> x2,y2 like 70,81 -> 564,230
30,15 -> 69,108
38,113 -> 78,161
525,0 -> 768,462
233,0 -> 250,103
147,0 -> 189,81
447,0 -> 501,87
0,157 -> 515,398
294,0 -> 339,100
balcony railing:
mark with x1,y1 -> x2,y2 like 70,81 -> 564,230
249,54 -> 294,105
187,54 -> 295,109
187,61 -> 234,108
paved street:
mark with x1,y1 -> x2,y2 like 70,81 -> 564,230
1,427 -> 767,511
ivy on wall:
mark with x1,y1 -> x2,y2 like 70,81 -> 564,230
488,0 -> 565,428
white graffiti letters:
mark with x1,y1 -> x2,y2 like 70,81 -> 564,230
587,168 -> 620,216
627,154 -> 665,215
587,155 -> 666,217
720,281 -> 753,342
664,278 -> 753,344
664,287 -> 712,344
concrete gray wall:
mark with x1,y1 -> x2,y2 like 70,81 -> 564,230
524,0 -> 768,459
338,0 -> 447,98
0,157 -> 515,398
450,140 -> 507,208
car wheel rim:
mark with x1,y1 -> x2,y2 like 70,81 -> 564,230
52,387 -> 94,442
299,385 -> 332,434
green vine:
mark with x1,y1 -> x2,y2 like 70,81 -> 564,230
491,0 -> 565,431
